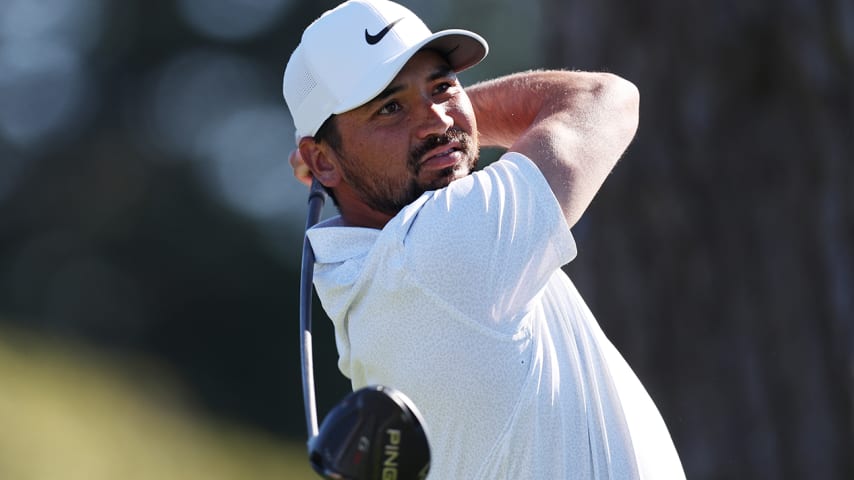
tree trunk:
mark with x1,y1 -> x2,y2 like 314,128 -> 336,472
541,0 -> 854,477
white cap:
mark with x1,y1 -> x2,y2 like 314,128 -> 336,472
283,0 -> 488,139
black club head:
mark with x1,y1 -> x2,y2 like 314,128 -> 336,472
308,385 -> 431,480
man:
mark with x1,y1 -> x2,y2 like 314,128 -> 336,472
284,0 -> 685,478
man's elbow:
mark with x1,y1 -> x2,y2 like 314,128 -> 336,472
617,75 -> 640,133
596,73 -> 640,147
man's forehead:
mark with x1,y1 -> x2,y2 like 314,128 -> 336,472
400,48 -> 453,73
369,51 -> 454,101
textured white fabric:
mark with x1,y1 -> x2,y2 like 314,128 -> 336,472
307,152 -> 685,479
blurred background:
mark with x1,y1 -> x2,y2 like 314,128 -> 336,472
0,0 -> 851,478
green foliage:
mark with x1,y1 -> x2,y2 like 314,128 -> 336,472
0,327 -> 319,480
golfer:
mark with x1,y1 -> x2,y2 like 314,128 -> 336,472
284,0 -> 685,478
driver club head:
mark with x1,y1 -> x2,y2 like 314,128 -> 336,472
308,385 -> 430,480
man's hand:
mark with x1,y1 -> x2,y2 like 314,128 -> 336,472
289,147 -> 313,187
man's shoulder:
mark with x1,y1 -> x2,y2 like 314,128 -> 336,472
306,218 -> 382,264
486,151 -> 543,178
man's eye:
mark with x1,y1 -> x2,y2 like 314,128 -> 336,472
434,82 -> 452,94
378,102 -> 401,115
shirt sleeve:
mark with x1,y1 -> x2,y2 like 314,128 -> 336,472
401,152 -> 577,328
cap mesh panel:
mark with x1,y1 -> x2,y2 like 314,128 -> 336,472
290,49 -> 317,112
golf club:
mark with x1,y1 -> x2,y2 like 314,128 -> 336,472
299,178 -> 431,479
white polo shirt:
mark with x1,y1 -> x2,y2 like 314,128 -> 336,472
307,152 -> 685,479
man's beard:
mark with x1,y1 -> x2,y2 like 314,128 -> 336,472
339,128 -> 479,217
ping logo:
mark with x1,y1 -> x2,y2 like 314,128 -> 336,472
381,428 -> 401,480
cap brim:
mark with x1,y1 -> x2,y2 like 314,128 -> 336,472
333,29 -> 488,115
423,29 -> 489,74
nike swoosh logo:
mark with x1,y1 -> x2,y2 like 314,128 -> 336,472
365,18 -> 404,45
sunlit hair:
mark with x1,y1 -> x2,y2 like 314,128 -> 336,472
314,115 -> 342,152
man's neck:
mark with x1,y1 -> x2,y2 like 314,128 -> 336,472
334,187 -> 394,229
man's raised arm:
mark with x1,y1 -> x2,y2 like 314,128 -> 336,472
466,71 -> 640,228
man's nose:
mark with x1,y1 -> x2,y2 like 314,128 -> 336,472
415,99 -> 454,139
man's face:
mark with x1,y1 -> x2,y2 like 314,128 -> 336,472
328,50 -> 479,216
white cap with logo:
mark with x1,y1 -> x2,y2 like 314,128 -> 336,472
283,0 -> 489,140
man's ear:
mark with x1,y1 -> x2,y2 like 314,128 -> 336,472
298,137 -> 342,187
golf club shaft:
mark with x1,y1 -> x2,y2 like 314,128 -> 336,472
300,178 -> 327,441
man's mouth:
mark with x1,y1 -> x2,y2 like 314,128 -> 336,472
420,144 -> 463,170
